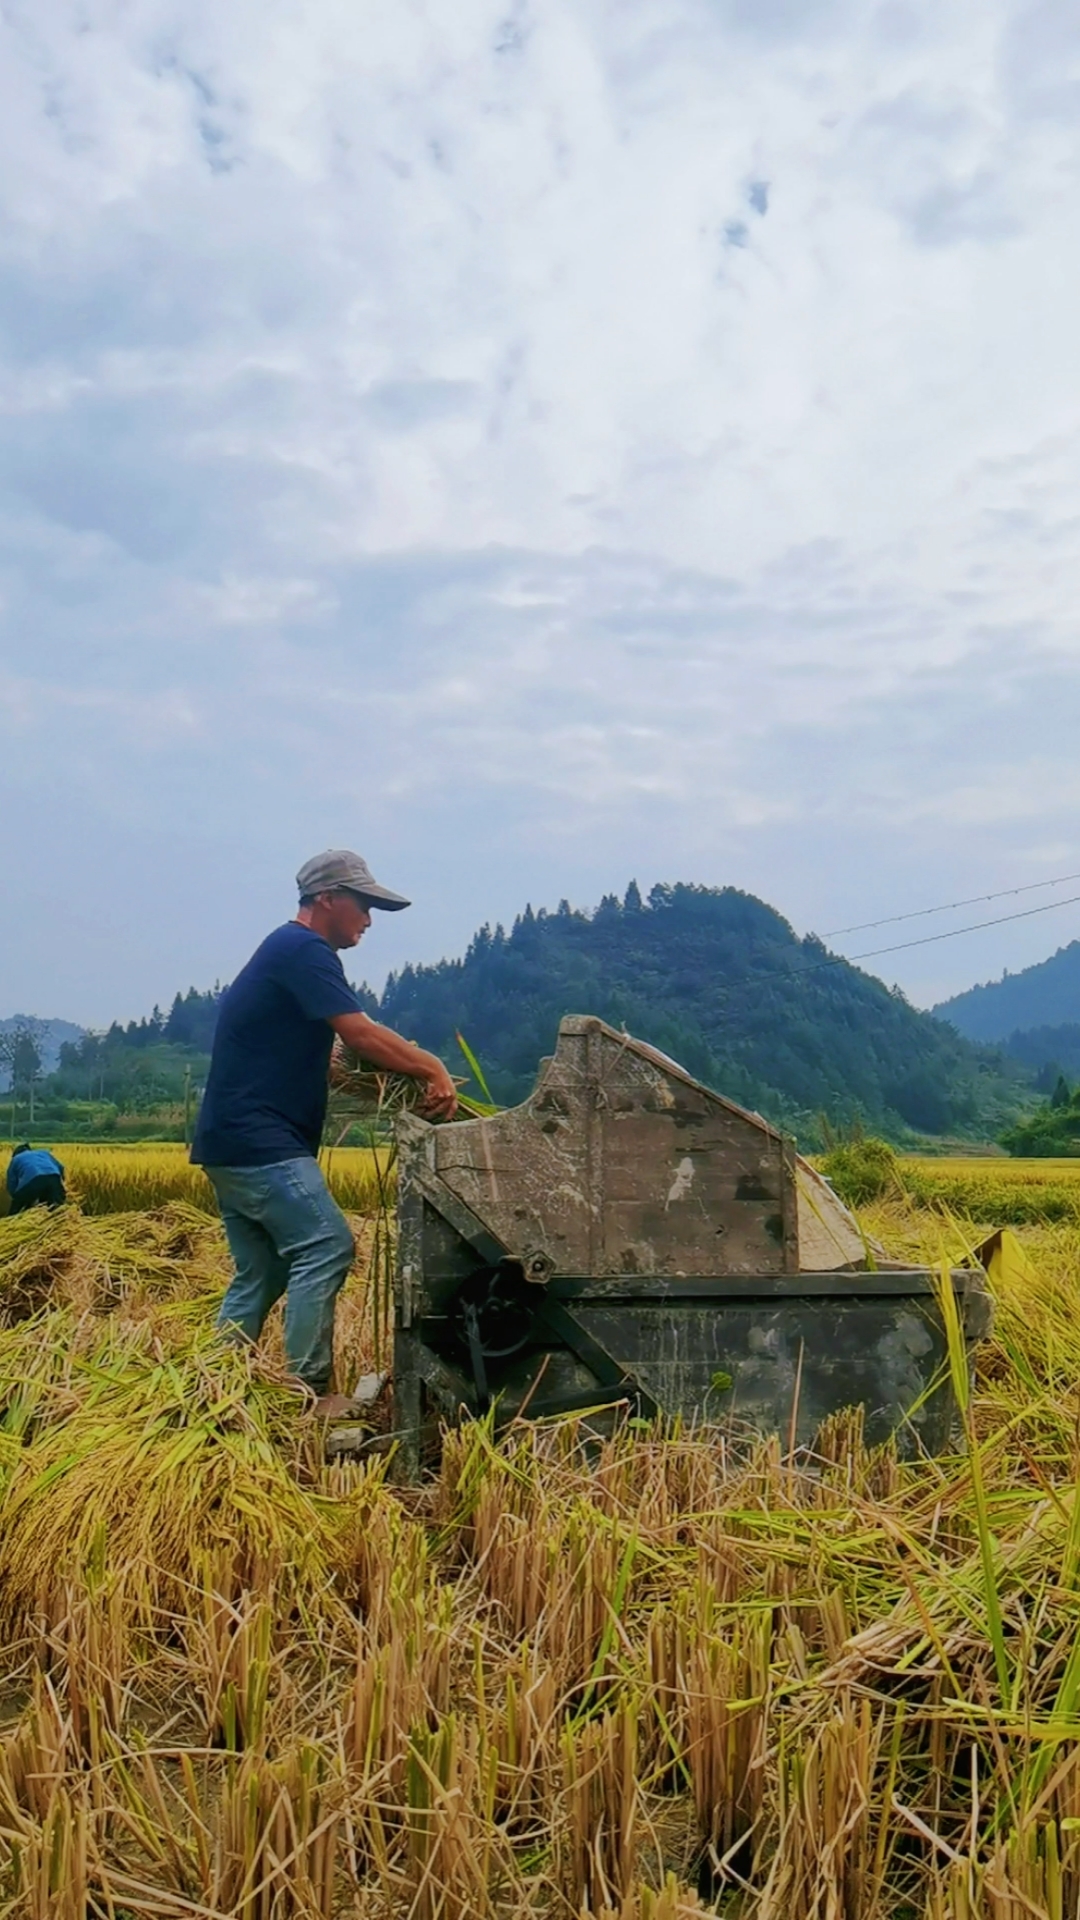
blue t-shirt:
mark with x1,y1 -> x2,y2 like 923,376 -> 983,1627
191,923 -> 361,1168
7,1148 -> 64,1196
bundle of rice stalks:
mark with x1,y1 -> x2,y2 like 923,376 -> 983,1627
327,1031 -> 498,1136
0,1322 -> 346,1633
0,1200 -> 229,1326
326,1034 -> 498,1360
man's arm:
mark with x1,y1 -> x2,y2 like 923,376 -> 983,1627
328,1012 -> 458,1120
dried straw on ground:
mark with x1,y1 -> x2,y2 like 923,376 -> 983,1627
0,1193 -> 1079,1915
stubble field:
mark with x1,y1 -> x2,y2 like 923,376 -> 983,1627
0,1153 -> 1079,1916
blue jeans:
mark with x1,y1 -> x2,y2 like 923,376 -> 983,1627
206,1157 -> 355,1396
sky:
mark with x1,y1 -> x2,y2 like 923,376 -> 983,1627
2,0 -> 1080,1028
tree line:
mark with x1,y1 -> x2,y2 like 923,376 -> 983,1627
6,884 -> 1034,1144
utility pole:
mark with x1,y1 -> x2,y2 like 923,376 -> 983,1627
183,1064 -> 192,1148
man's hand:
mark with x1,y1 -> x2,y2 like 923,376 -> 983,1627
329,1011 -> 460,1121
418,1060 -> 458,1120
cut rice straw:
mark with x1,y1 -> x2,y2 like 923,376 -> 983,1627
1,1176 -> 1080,1914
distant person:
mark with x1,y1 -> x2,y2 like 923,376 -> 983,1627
191,849 -> 457,1417
6,1144 -> 66,1214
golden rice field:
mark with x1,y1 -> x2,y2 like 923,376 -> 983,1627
900,1155 -> 1080,1225
0,1141 -> 386,1217
12,1144 -> 1079,1227
2,1164 -> 1080,1914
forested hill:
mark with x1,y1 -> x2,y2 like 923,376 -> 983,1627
30,885 -> 1028,1140
934,941 -> 1080,1043
377,883 -> 1022,1140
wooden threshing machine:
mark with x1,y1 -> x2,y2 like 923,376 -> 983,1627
392,1017 -> 990,1478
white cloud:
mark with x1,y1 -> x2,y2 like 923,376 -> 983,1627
1,0 -> 1079,1022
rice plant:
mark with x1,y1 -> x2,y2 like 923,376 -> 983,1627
1,1141 -> 385,1217
2,1178 -> 1080,1913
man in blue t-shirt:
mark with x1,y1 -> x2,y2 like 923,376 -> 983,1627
6,1144 -> 66,1213
192,848 -> 456,1416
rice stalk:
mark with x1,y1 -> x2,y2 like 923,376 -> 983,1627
2,1171 -> 1080,1913
559,1696 -> 646,1911
2,1142 -> 383,1218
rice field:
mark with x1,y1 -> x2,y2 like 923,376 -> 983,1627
0,1142 -> 386,1217
1,1164 -> 1080,1913
7,1144 -> 1075,1228
901,1155 -> 1080,1225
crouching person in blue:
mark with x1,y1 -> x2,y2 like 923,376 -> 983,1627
7,1144 -> 67,1214
191,849 -> 457,1417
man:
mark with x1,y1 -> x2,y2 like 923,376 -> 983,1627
192,849 -> 457,1416
6,1143 -> 66,1214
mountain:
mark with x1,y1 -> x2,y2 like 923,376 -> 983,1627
1001,1024 -> 1080,1091
375,882 -> 1025,1141
21,885 -> 1032,1142
934,941 -> 1080,1043
0,1015 -> 85,1088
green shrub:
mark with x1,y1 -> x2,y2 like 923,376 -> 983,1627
820,1135 -> 901,1207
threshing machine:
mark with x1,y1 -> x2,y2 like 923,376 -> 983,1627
391,1017 -> 990,1478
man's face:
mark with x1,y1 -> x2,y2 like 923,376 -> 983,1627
321,890 -> 373,949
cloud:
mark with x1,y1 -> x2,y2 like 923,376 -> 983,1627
0,0 -> 1079,1023
360,379 -> 481,432
1003,1 -> 1080,122
849,89 -> 1021,245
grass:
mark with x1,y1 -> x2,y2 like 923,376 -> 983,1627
2,1168 -> 1080,1911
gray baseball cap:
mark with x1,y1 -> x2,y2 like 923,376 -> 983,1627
296,849 -> 411,911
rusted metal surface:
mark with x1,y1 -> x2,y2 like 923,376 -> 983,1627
391,1016 -> 990,1478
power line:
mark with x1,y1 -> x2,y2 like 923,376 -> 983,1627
824,869 -> 1080,938
799,888 -> 1080,977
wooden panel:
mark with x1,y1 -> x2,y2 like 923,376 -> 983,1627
428,1016 -> 795,1277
